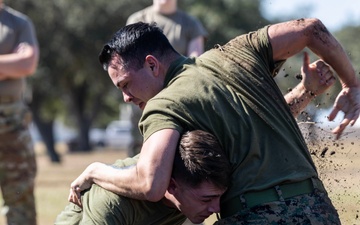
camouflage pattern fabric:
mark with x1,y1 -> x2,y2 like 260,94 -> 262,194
0,102 -> 31,134
214,189 -> 341,225
0,105 -> 37,225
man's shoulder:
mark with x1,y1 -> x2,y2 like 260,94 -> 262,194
126,6 -> 153,24
3,5 -> 31,22
175,9 -> 197,21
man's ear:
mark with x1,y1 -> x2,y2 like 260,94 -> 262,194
167,177 -> 178,194
145,55 -> 159,75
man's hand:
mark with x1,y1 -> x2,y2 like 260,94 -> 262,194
68,185 -> 83,208
301,52 -> 336,96
301,52 -> 360,139
328,85 -> 360,139
68,163 -> 97,207
285,52 -> 335,117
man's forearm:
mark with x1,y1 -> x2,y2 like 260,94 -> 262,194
285,83 -> 314,117
69,126 -> 183,206
75,162 -> 151,200
0,43 -> 39,78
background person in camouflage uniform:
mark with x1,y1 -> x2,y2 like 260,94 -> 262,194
0,0 -> 39,224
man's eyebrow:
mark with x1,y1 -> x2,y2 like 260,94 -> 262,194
201,194 -> 222,198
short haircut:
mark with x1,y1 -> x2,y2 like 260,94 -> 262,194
172,130 -> 231,190
99,22 -> 177,71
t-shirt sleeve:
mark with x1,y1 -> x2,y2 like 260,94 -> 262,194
126,13 -> 140,25
17,15 -> 38,46
256,26 -> 286,77
126,7 -> 150,25
186,14 -> 208,39
112,154 -> 140,168
139,97 -> 185,141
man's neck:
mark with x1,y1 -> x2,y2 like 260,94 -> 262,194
153,0 -> 177,15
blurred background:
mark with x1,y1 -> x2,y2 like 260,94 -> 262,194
6,0 -> 360,160
2,0 -> 360,224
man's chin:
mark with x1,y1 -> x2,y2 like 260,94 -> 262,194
188,217 -> 206,224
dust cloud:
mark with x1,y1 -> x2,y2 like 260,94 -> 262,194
299,122 -> 360,224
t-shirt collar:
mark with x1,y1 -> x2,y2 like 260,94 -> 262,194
163,56 -> 192,87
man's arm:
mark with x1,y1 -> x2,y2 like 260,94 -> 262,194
269,18 -> 360,138
69,129 -> 181,205
285,52 -> 335,117
0,42 -> 39,80
187,36 -> 205,57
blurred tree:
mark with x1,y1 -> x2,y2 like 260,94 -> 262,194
181,0 -> 269,49
6,0 -> 271,160
334,26 -> 360,74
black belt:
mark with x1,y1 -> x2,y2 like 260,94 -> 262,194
0,96 -> 20,104
220,178 -> 325,218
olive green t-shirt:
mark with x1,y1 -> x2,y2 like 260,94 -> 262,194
140,26 -> 318,203
82,186 -> 186,225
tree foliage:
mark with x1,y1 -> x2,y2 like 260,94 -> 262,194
6,0 -> 269,155
334,26 -> 360,75
181,0 -> 269,48
11,0 -> 360,153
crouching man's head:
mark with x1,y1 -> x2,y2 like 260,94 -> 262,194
164,130 -> 231,224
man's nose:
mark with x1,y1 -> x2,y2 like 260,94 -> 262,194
208,199 -> 221,213
123,92 -> 132,103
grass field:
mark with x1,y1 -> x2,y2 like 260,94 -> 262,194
0,126 -> 359,225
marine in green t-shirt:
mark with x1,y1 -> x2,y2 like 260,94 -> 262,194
70,19 -> 360,224
56,130 -> 231,224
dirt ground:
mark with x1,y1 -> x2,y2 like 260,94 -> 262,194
0,125 -> 359,225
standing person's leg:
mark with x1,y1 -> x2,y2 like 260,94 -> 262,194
0,128 -> 37,225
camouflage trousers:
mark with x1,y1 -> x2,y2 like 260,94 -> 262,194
214,189 -> 341,225
0,128 -> 37,225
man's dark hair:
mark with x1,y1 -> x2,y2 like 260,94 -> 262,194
99,22 -> 177,71
172,130 -> 231,190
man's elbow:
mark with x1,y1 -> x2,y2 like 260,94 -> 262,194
20,45 -> 39,75
301,18 -> 329,38
21,55 -> 39,76
16,63 -> 37,77
23,64 -> 37,75
142,181 -> 167,202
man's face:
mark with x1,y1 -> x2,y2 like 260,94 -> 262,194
107,56 -> 163,110
172,181 -> 226,224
